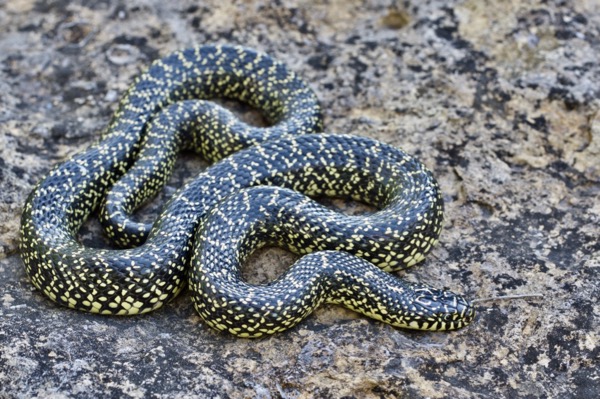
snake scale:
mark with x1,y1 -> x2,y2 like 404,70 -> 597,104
20,45 -> 474,337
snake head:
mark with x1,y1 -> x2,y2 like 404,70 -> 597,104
410,287 -> 475,331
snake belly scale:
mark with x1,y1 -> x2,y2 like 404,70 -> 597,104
20,45 -> 474,337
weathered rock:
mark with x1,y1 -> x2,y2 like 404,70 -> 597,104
1,0 -> 598,397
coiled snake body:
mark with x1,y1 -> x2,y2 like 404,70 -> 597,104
20,45 -> 474,337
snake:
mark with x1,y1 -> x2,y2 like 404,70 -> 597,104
20,45 -> 475,337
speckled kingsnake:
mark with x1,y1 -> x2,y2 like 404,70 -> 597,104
20,45 -> 474,337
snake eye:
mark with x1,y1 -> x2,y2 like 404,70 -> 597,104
442,313 -> 455,322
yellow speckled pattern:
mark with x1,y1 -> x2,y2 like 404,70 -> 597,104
20,45 -> 474,336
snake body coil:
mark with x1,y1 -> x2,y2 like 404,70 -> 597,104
20,45 -> 474,337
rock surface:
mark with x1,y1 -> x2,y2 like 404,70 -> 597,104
1,0 -> 598,398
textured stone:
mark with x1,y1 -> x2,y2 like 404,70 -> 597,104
0,0 -> 598,398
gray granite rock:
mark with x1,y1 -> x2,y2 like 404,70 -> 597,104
1,0 -> 598,398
